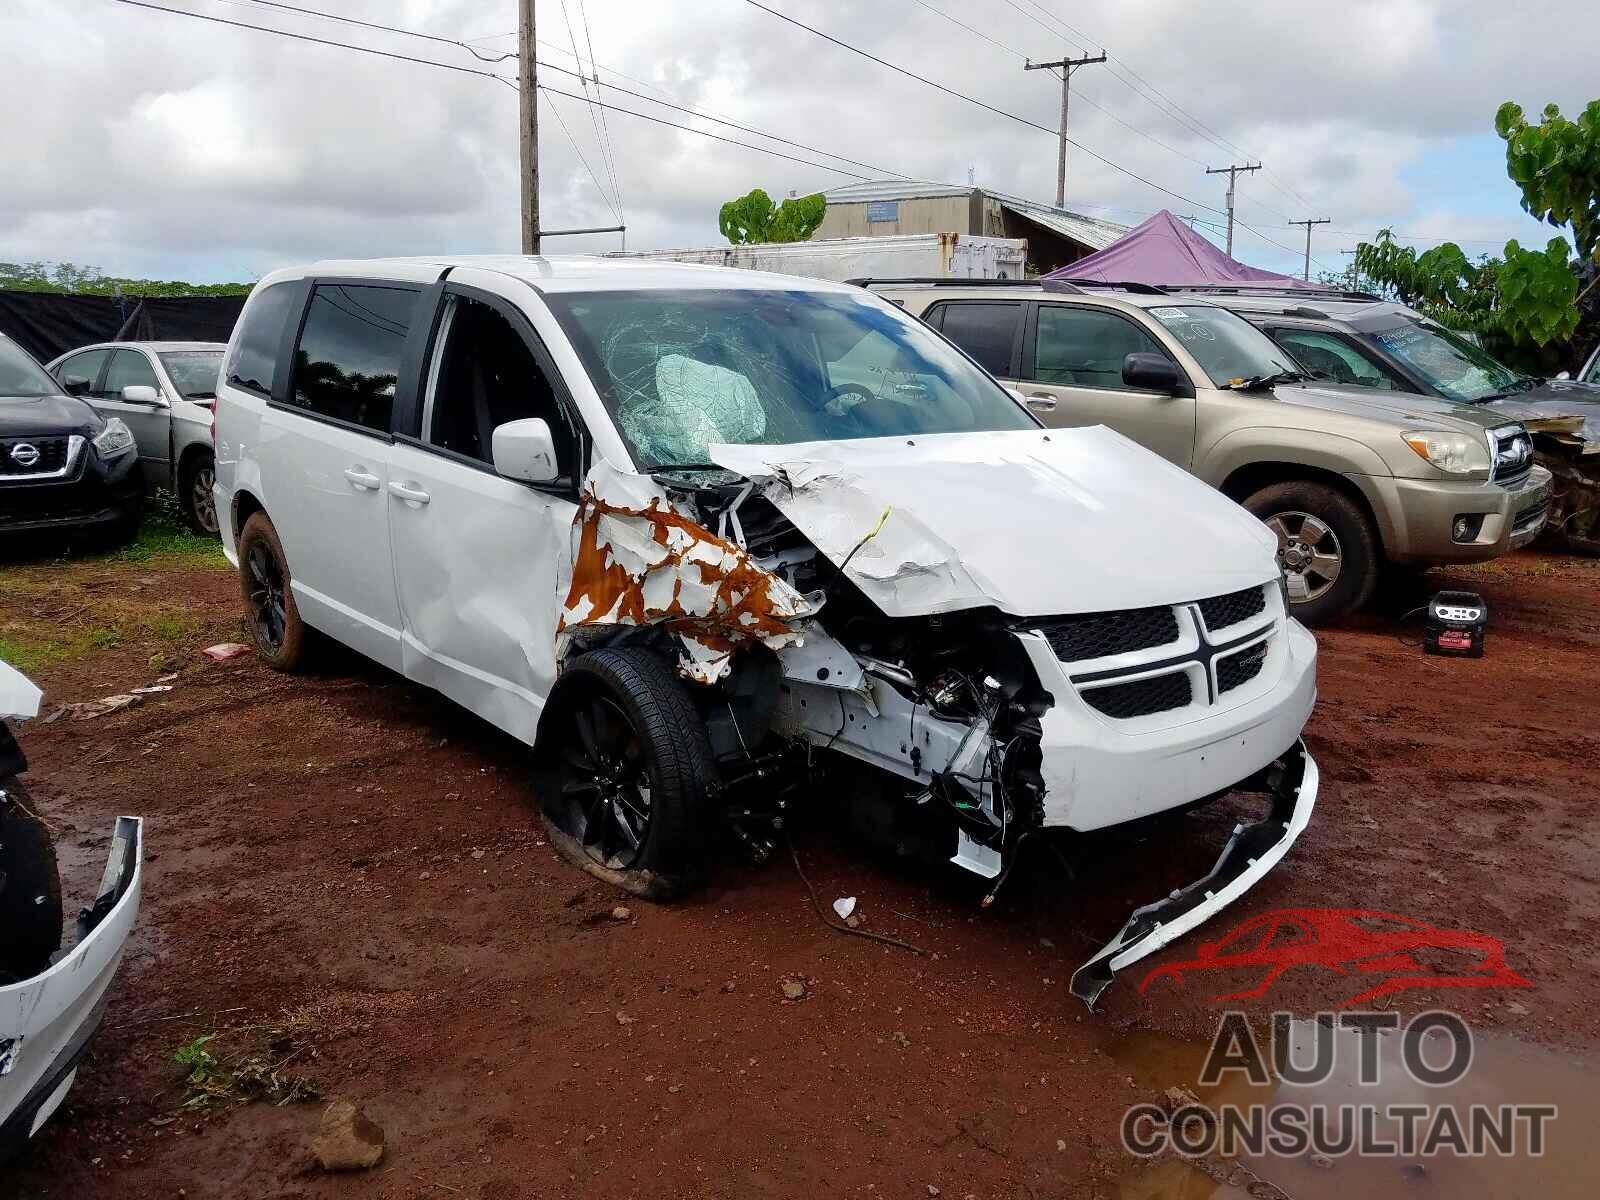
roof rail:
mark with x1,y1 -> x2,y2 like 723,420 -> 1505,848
1162,284 -> 1382,303
845,276 -> 1049,289
1050,278 -> 1170,296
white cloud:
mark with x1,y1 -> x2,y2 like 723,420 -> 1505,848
1,0 -> 1595,281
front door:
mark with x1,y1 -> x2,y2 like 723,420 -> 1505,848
386,282 -> 581,744
1022,303 -> 1198,468
258,281 -> 422,671
96,349 -> 174,488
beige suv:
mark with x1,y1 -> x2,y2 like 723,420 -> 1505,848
873,280 -> 1552,624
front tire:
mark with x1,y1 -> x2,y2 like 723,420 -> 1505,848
179,451 -> 220,538
0,780 -> 64,983
538,647 -> 717,900
1244,481 -> 1378,625
237,512 -> 310,671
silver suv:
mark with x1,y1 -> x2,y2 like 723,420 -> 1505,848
874,279 -> 1551,624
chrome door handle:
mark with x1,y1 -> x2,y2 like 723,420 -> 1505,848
387,480 -> 431,505
1025,394 -> 1058,412
343,467 -> 381,490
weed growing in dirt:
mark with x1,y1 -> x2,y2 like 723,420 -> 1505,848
172,1033 -> 320,1111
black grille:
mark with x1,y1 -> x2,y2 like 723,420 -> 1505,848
1081,671 -> 1191,719
1216,643 -> 1268,694
1512,498 -> 1549,534
1037,605 -> 1179,663
1491,428 -> 1532,489
1,436 -> 72,476
1197,585 -> 1266,631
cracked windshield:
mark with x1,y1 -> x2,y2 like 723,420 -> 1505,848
545,288 -> 1036,467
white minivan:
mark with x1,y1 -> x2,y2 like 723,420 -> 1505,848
213,256 -> 1319,1004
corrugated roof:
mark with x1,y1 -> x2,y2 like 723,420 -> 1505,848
820,180 -> 1127,250
997,200 -> 1127,251
821,180 -> 975,203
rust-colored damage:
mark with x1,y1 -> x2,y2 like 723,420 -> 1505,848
559,485 -> 818,683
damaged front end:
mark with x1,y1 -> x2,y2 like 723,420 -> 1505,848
543,437 -> 1318,1005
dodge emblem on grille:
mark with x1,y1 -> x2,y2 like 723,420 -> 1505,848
9,442 -> 41,468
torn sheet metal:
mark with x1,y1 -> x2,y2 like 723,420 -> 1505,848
558,461 -> 822,683
708,429 -> 1279,618
1525,416 -> 1600,552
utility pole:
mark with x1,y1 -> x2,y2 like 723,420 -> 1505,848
1204,162 -> 1260,256
1289,217 -> 1331,281
1024,51 -> 1106,208
518,0 -> 539,255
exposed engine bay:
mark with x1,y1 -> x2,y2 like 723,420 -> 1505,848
549,436 -> 1321,1006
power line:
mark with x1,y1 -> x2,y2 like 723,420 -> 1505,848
576,0 -> 623,227
239,0 -> 515,63
742,0 -> 1227,216
541,89 -> 620,222
557,0 -> 621,219
109,0 -> 513,80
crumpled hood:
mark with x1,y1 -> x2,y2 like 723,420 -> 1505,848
1482,378 -> 1600,447
709,428 -> 1280,619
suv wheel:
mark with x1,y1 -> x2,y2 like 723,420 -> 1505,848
538,646 -> 716,901
180,451 -> 220,538
0,780 -> 64,983
1244,481 -> 1377,625
237,512 -> 311,671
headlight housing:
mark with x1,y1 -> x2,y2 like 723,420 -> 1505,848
92,417 -> 136,459
1401,430 -> 1490,477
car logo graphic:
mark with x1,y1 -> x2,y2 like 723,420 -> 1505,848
9,442 -> 41,468
1137,907 -> 1533,1008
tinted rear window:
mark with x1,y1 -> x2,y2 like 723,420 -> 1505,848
288,284 -> 418,434
226,282 -> 298,397
933,301 -> 1022,377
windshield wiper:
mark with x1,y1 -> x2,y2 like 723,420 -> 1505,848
1470,377 -> 1541,404
1226,370 -> 1305,391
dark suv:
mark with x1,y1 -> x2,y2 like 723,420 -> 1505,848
1,332 -> 143,543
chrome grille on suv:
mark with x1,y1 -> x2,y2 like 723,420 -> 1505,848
1196,585 -> 1267,631
1490,425 -> 1532,489
1,436 -> 73,477
1081,672 -> 1192,720
1035,605 -> 1180,663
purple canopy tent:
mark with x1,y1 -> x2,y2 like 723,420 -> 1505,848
1043,209 -> 1321,288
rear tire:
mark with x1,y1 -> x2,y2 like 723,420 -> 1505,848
179,451 -> 220,538
1244,481 -> 1378,625
537,646 -> 717,900
0,779 -> 64,983
237,512 -> 310,672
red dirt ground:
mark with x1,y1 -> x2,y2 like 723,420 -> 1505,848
4,549 -> 1599,1198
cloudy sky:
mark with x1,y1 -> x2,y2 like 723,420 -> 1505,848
3,0 -> 1595,284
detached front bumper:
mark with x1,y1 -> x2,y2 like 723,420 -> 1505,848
1069,741 -> 1318,1007
0,816 -> 143,1162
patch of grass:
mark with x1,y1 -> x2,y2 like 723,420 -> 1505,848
144,612 -> 197,643
113,494 -> 227,567
172,1033 -> 319,1111
0,625 -> 125,673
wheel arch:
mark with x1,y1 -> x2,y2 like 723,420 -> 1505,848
1219,460 -> 1391,555
231,488 -> 266,549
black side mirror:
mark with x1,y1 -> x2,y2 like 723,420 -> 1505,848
62,374 -> 91,395
1122,352 -> 1189,396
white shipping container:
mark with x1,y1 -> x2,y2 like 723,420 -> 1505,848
608,232 -> 1027,283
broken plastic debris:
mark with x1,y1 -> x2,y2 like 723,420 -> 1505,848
129,685 -> 174,696
49,693 -> 143,721
202,643 -> 252,661
832,897 -> 857,921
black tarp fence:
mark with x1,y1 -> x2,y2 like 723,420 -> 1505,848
0,289 -> 248,364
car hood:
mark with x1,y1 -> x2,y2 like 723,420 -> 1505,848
0,392 -> 102,438
1270,381 -> 1509,433
1481,378 -> 1600,446
709,427 -> 1280,618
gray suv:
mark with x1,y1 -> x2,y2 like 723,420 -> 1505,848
873,279 -> 1551,624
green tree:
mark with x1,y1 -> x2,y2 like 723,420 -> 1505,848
717,189 -> 825,245
1497,99 -> 1600,267
0,259 -> 252,297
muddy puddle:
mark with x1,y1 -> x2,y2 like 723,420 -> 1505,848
1109,1017 -> 1596,1198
